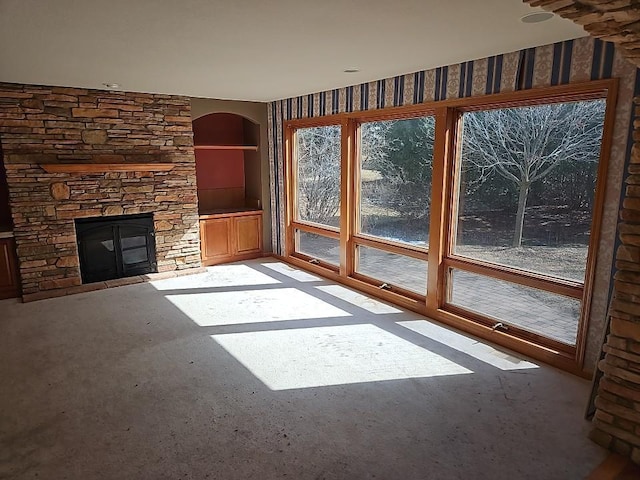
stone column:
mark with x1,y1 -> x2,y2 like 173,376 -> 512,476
589,97 -> 640,461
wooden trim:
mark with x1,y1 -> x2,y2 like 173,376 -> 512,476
41,163 -> 176,173
0,237 -> 20,300
443,110 -> 465,304
201,251 -> 263,266
445,256 -> 584,299
340,118 -> 355,276
351,271 -> 426,302
284,124 -> 295,257
284,117 -> 345,129
292,221 -> 340,239
575,79 -> 619,366
455,89 -> 609,112
355,107 -> 437,123
586,453 -> 640,480
292,219 -> 340,234
351,120 -> 363,277
194,145 -> 258,151
427,107 -> 457,310
347,118 -> 359,277
199,209 -> 263,220
353,235 -> 429,261
291,251 -> 340,272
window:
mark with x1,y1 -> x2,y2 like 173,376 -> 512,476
356,245 -> 428,295
448,268 -> 581,345
446,98 -> 606,346
290,124 -> 342,267
294,125 -> 341,229
296,230 -> 340,266
284,80 -> 615,369
452,99 -> 605,282
358,116 -> 435,247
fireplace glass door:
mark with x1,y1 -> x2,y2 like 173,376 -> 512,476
76,214 -> 157,283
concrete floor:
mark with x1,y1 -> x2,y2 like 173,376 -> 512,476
1,259 -> 605,479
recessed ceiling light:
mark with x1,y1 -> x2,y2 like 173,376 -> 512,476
102,82 -> 121,90
520,12 -> 554,23
344,69 -> 359,73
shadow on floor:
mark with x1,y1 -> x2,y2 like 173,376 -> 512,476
0,258 -> 605,480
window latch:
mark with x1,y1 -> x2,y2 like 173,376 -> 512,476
492,322 -> 507,331
308,258 -> 319,265
379,283 -> 391,290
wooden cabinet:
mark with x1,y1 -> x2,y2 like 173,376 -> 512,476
200,211 -> 262,266
0,237 -> 20,299
234,215 -> 262,255
201,217 -> 233,262
194,113 -> 264,267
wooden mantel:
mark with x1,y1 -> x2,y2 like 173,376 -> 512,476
40,163 -> 176,174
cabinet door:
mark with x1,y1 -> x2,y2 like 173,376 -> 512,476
200,218 -> 233,263
234,214 -> 262,255
0,238 -> 19,299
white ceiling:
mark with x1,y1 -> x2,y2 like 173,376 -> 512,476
0,0 -> 586,102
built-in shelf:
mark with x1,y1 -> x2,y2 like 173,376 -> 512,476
194,145 -> 258,151
41,163 -> 176,174
199,208 -> 262,218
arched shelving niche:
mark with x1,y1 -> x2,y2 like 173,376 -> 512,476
192,112 -> 261,212
192,112 -> 264,266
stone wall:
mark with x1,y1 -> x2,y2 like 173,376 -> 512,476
589,97 -> 640,462
525,0 -> 640,463
0,82 -> 201,298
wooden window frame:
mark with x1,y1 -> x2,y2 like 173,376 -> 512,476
349,109 -> 435,297
438,83 -> 618,361
285,119 -> 343,270
283,78 -> 618,374
352,110 -> 436,252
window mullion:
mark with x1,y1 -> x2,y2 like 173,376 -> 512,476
427,107 -> 456,311
340,118 -> 354,277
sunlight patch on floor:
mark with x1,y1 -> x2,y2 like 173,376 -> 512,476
398,320 -> 539,371
316,284 -> 403,314
151,264 -> 280,290
166,287 -> 351,326
211,324 -> 472,390
260,262 -> 322,282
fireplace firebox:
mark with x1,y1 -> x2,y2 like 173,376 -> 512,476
75,214 -> 157,284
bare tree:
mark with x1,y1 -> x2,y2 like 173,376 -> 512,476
296,126 -> 341,225
297,123 -> 391,226
462,99 -> 605,247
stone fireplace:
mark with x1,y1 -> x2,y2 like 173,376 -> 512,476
75,213 -> 157,284
0,82 -> 201,301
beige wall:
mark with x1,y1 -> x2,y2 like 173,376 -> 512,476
190,98 -> 272,253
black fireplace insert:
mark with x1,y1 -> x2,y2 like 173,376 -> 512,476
75,214 -> 157,284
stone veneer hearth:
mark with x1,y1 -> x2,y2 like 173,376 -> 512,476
0,82 -> 201,300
